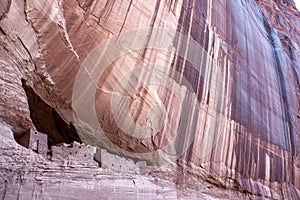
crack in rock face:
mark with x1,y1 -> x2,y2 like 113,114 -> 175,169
0,0 -> 10,20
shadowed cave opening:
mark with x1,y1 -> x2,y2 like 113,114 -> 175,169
18,80 -> 151,167
19,79 -> 81,148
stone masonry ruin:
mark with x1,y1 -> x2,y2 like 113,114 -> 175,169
20,128 -> 149,173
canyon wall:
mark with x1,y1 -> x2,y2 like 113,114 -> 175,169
0,0 -> 300,199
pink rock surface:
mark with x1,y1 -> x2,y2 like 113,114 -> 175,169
0,0 -> 300,199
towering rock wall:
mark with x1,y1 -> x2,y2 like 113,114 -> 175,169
0,0 -> 300,199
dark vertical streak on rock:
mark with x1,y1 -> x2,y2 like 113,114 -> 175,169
261,14 -> 297,186
139,0 -> 161,60
288,40 -> 300,102
118,0 -> 133,34
266,24 -> 296,155
2,180 -> 7,200
171,0 -> 199,96
287,39 -> 300,157
149,0 -> 161,29
172,0 -> 194,186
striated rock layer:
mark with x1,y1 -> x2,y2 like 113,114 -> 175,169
0,0 -> 300,199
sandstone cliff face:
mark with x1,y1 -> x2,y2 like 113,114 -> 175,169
0,0 -> 300,199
